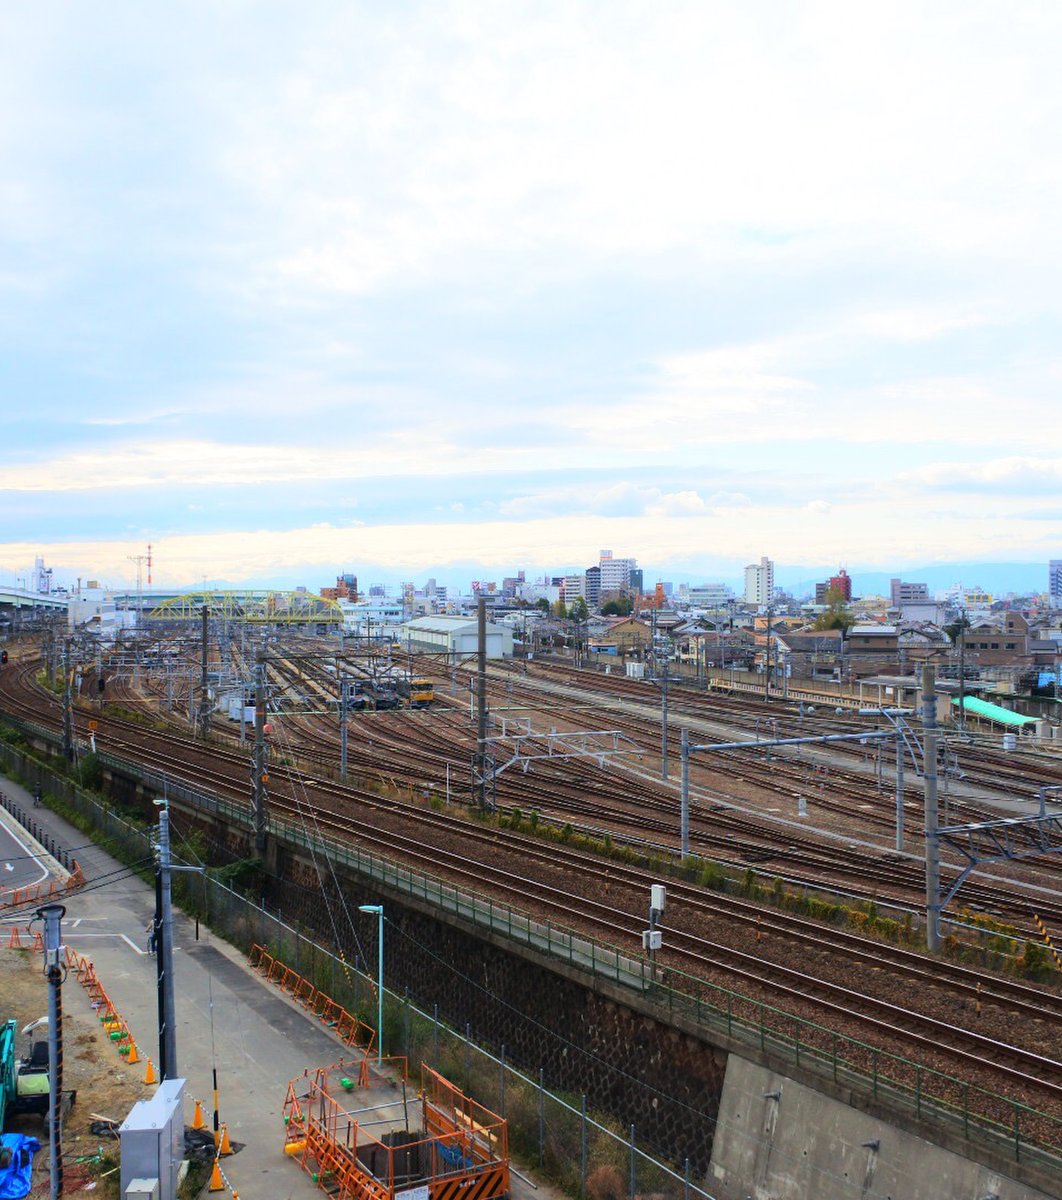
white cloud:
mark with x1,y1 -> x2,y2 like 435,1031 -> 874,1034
899,457 -> 1062,494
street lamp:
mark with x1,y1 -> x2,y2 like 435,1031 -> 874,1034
358,904 -> 384,1062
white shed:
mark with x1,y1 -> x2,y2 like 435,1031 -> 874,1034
401,615 -> 513,658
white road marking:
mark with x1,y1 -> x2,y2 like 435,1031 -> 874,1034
0,823 -> 50,887
3,863 -> 12,872
120,933 -> 146,955
71,918 -> 82,927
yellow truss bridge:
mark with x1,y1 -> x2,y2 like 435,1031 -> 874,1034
147,590 -> 344,625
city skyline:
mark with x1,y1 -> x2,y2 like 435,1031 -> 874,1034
2,5 -> 1060,588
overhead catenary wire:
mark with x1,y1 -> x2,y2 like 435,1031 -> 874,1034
261,685 -> 371,980
0,858 -> 156,925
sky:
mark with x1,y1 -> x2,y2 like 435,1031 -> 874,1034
2,2 -> 1061,595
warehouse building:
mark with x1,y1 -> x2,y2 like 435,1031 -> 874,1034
402,615 -> 514,658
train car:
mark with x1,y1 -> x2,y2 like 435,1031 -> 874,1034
409,677 -> 434,708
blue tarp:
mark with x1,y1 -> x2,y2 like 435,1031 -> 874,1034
0,1132 -> 39,1200
0,1134 -> 40,1200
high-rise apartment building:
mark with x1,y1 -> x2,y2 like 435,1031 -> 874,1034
815,569 -> 852,604
1050,560 -> 1062,608
598,549 -> 637,594
561,574 -> 587,604
744,556 -> 774,606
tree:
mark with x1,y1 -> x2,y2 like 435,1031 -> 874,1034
944,615 -> 970,644
569,596 -> 589,621
552,599 -> 568,619
536,597 -> 550,614
811,587 -> 856,632
602,597 -> 632,617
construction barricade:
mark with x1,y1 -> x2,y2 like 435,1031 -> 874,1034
283,1061 -> 509,1200
249,944 -> 377,1053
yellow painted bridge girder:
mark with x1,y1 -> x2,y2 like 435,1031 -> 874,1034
147,590 -> 344,624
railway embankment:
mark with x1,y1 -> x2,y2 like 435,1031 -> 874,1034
1,720 -> 1059,1200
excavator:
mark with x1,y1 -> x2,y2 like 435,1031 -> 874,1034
0,1017 -> 51,1128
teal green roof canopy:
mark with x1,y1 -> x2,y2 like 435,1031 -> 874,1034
951,695 -> 1037,727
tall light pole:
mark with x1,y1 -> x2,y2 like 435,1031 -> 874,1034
358,904 -> 384,1062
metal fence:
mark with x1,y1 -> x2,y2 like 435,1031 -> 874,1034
1,721 -> 1060,1184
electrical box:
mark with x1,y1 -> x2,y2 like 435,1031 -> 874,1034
650,884 -> 666,913
642,930 -> 662,951
125,1181 -> 160,1200
119,1079 -> 184,1200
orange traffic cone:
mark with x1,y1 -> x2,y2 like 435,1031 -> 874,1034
218,1123 -> 233,1156
126,1040 -> 139,1065
208,1159 -> 224,1192
143,1057 -> 158,1085
191,1098 -> 206,1130
7,927 -> 22,949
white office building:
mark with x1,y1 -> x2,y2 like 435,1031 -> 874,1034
744,556 -> 774,606
1050,560 -> 1062,609
687,582 -> 732,609
561,574 -> 587,603
599,550 -> 636,594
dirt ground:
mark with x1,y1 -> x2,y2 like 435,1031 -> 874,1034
1,945 -> 147,1198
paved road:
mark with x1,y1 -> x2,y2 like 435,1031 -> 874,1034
0,806 -> 54,895
0,774 -> 551,1200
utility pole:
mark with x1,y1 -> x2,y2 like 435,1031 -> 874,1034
154,804 -> 178,1078
763,602 -> 773,702
680,728 -> 690,857
660,638 -> 670,781
339,673 -> 348,781
922,665 -> 942,952
476,598 -> 488,809
198,605 -> 211,738
40,902 -> 66,1200
61,639 -> 74,761
895,732 -> 905,852
252,651 -> 269,851
957,608 -> 967,732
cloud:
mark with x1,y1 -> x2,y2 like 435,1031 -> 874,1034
899,457 -> 1062,494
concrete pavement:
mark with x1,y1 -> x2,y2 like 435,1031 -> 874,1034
0,774 -> 553,1200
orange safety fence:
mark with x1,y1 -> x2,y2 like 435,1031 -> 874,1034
249,944 -> 376,1053
282,1059 -> 507,1200
61,945 -> 144,1068
0,860 -> 86,911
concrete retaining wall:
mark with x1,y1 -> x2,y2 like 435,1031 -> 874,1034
708,1056 -> 1055,1200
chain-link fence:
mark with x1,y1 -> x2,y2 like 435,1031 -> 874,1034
0,737 -> 715,1198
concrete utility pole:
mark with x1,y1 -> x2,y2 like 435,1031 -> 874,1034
957,608 -> 967,732
660,640 -> 670,781
476,598 -> 489,809
763,603 -> 773,702
922,665 -> 942,952
895,733 -> 905,852
339,673 -> 349,781
40,902 -> 66,1200
155,804 -> 178,1079
61,639 -> 74,761
198,605 -> 211,737
253,651 -> 269,851
680,728 -> 690,857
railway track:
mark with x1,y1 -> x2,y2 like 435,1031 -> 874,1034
3,645 -> 1062,1140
